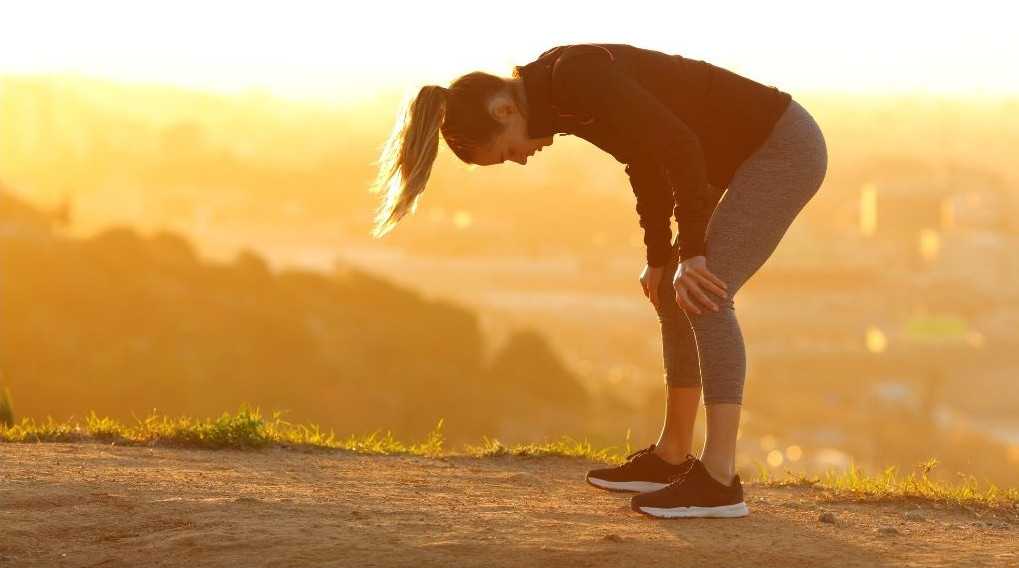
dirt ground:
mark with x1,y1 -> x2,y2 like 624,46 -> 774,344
1,443 -> 1016,567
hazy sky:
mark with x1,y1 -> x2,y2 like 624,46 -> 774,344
2,0 -> 1016,103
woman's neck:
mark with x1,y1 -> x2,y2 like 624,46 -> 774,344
508,77 -> 529,116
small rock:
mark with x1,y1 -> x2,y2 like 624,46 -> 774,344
903,510 -> 924,522
756,497 -> 771,505
970,520 -> 991,528
602,533 -> 625,542
819,512 -> 837,524
508,472 -> 542,485
876,525 -> 899,535
996,522 -> 1011,530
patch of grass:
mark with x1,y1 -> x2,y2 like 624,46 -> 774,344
754,455 -> 1019,514
0,405 -> 622,461
460,434 -> 620,463
4,405 -> 287,449
3,405 -> 1017,514
0,382 -> 14,427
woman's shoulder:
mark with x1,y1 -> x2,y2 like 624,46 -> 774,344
544,44 -> 686,78
530,43 -> 637,65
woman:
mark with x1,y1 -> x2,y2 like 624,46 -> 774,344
369,43 -> 827,519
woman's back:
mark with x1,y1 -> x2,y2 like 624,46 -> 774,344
516,43 -> 791,188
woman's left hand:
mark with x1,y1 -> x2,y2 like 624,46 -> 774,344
673,255 -> 728,315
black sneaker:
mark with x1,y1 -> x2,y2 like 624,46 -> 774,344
629,455 -> 749,518
585,443 -> 696,493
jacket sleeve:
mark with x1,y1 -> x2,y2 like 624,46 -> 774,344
623,157 -> 675,267
552,50 -> 711,264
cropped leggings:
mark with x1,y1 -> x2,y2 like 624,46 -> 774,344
654,99 -> 828,405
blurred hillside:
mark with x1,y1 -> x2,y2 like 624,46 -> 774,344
1,74 -> 1017,486
0,188 -> 622,445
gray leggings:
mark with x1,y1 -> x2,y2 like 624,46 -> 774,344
654,99 -> 828,404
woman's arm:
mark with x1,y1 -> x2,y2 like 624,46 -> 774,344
624,157 -> 674,268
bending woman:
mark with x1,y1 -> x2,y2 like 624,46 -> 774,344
369,43 -> 827,519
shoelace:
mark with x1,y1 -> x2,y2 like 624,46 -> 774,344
616,444 -> 658,469
665,453 -> 699,484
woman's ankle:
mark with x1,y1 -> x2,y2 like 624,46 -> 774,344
651,445 -> 692,465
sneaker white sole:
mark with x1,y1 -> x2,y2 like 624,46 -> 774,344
636,502 -> 750,518
586,478 -> 668,493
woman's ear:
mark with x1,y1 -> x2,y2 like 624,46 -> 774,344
489,98 -> 521,123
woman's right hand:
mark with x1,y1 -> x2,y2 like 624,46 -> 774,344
639,264 -> 669,309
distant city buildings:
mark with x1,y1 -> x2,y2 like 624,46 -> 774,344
856,180 -> 1019,298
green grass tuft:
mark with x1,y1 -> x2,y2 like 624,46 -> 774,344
0,383 -> 13,428
754,455 -> 1019,511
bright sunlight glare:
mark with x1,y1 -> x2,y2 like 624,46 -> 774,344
1,0 -> 1017,103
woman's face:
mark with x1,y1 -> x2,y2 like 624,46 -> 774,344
470,101 -> 554,166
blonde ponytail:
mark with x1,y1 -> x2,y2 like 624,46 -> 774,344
369,85 -> 447,239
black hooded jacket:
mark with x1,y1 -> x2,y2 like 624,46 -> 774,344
513,43 -> 791,266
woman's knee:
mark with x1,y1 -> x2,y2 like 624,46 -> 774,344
681,287 -> 736,321
655,293 -> 686,323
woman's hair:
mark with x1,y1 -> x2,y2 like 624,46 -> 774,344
368,71 -> 528,238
